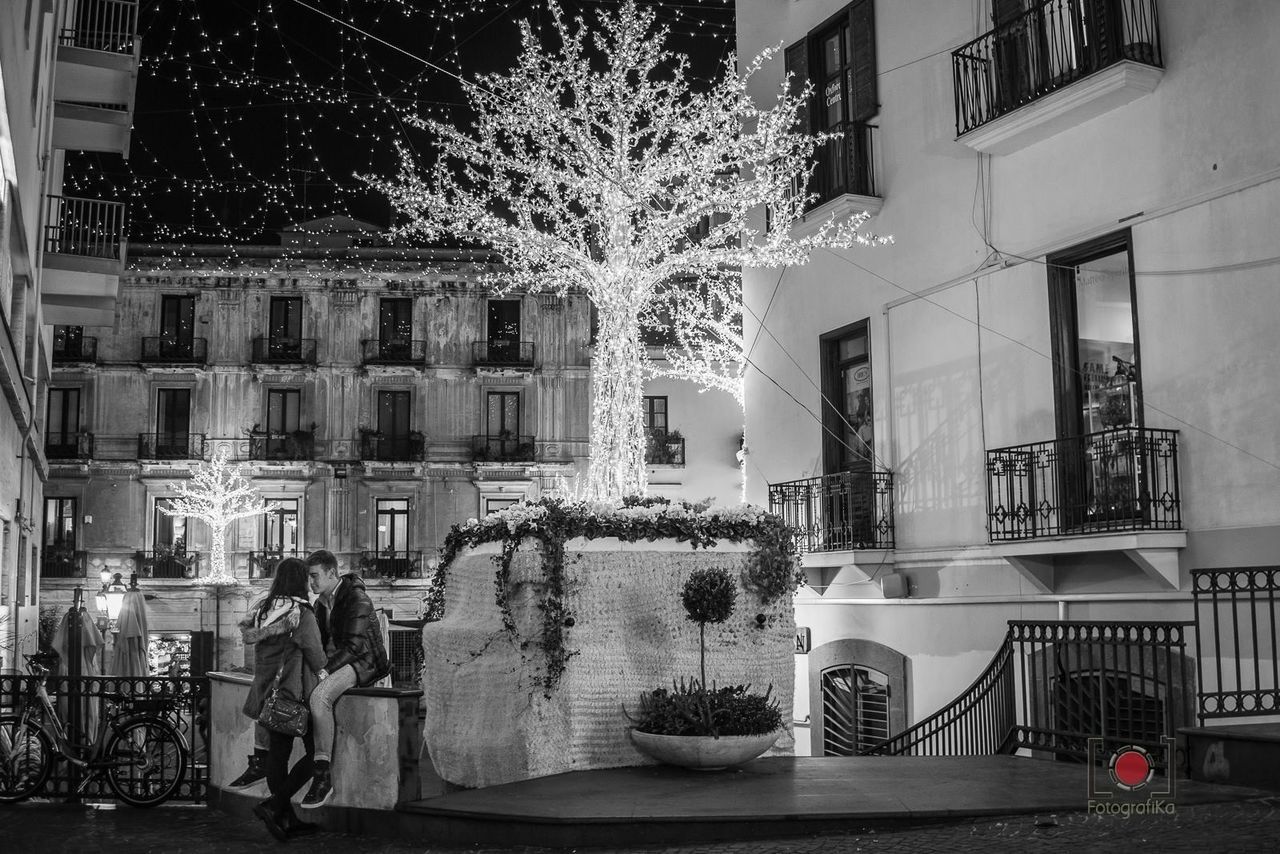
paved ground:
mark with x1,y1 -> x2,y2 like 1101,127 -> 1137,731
3,798 -> 1280,853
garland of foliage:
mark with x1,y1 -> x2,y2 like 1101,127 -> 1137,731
425,496 -> 802,695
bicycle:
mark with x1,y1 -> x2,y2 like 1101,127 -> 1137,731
0,653 -> 187,807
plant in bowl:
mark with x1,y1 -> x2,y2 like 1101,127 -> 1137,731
627,567 -> 783,769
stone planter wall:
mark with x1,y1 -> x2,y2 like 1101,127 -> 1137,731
421,537 -> 795,788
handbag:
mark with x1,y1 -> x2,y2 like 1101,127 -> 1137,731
258,651 -> 309,737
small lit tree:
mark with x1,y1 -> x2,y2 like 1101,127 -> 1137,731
371,1 -> 884,501
159,447 -> 275,585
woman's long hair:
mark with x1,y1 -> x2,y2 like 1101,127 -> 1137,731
254,557 -> 311,624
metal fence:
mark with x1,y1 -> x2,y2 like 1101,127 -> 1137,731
42,195 -> 125,260
472,340 -> 535,367
360,339 -> 427,365
1192,567 -> 1280,724
58,0 -> 139,53
768,470 -> 895,552
251,337 -> 318,365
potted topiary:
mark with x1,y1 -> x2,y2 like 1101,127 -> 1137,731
627,566 -> 783,770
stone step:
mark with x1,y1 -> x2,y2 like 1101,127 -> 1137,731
1180,723 -> 1280,791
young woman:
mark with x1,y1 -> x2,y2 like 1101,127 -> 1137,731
239,557 -> 326,841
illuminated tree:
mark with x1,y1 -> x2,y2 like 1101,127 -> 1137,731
159,447 -> 275,585
372,1 -> 883,501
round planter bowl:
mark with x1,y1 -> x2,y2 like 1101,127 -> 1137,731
629,729 -> 779,771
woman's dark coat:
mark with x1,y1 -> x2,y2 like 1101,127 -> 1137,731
240,600 -> 326,719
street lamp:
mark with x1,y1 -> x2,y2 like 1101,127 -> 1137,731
95,571 -> 129,630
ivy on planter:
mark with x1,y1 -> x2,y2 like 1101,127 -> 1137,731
428,496 -> 803,695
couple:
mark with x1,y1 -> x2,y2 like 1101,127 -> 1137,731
234,550 -> 386,841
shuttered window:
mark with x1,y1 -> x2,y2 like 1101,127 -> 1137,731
786,0 -> 878,133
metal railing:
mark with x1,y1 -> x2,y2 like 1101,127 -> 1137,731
46,432 -> 94,460
810,121 -> 877,208
768,470 -> 895,552
358,550 -> 424,580
137,433 -> 206,461
250,337 -> 317,365
43,196 -> 126,261
135,549 -> 202,580
249,430 -> 315,461
248,549 -> 304,580
40,548 -> 88,578
953,0 -> 1163,136
472,434 -> 536,463
360,339 -> 426,365
1192,568 -> 1280,724
52,336 -> 98,364
645,430 -> 685,466
862,620 -> 1192,772
360,433 -> 425,462
0,672 -> 208,803
58,0 -> 139,54
472,340 -> 535,367
986,427 -> 1181,541
140,337 -> 207,364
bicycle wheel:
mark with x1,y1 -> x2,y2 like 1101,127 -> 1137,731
103,716 -> 187,808
0,714 -> 53,803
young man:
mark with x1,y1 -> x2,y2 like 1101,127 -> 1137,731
300,549 -> 388,808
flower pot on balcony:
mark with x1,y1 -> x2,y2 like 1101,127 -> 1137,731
629,729 -> 779,771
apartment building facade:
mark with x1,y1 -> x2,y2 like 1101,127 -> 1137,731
737,0 -> 1280,756
1,0 -> 139,668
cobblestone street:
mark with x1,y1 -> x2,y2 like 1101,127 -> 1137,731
3,798 -> 1280,854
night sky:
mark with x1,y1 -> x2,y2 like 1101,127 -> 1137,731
63,0 -> 736,246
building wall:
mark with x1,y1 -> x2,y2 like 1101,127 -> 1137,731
737,0 -> 1280,747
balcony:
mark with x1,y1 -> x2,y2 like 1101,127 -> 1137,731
136,547 -> 201,580
645,429 -> 685,466
140,336 -> 207,366
473,340 -> 535,370
40,195 -> 126,326
45,432 -> 94,461
41,547 -> 87,579
986,427 -> 1180,540
952,0 -> 1163,153
138,433 -> 206,461
251,337 -> 317,366
473,434 -> 536,463
53,0 -> 141,158
358,549 -> 424,580
248,549 -> 303,580
360,433 -> 425,462
52,335 -> 98,365
768,470 -> 896,553
249,428 -> 316,461
361,339 -> 426,366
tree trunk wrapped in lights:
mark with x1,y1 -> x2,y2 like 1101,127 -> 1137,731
158,447 -> 276,585
370,1 -> 887,501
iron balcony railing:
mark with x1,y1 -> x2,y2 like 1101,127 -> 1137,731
52,336 -> 98,364
358,549 -> 424,580
986,427 -> 1180,541
136,549 -> 202,580
360,339 -> 426,366
137,433 -> 206,461
250,337 -> 317,365
248,549 -> 303,580
140,337 -> 207,365
43,195 -> 126,261
473,340 -> 535,368
472,434 -> 536,463
1192,568 -> 1280,725
861,620 -> 1193,773
809,121 -> 878,209
249,429 -> 316,461
360,433 -> 425,462
953,0 -> 1163,136
645,430 -> 685,466
41,547 -> 88,579
768,470 -> 895,552
45,432 -> 94,460
58,0 -> 139,53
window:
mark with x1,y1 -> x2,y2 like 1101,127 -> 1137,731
155,388 -> 192,458
820,664 -> 890,755
159,295 -> 196,358
378,298 -> 413,357
268,297 -> 303,358
53,325 -> 84,359
642,396 -> 668,434
152,498 -> 191,578
487,299 -> 521,361
483,497 -> 520,516
262,499 -> 299,554
820,321 -> 873,473
486,391 -> 520,439
785,0 -> 878,205
642,395 -> 683,465
368,390 -> 416,461
375,498 -> 410,554
46,387 -> 81,457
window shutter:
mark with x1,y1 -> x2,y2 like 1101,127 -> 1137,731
784,38 -> 810,133
847,0 -> 878,121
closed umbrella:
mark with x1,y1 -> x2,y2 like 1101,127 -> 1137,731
111,588 -> 151,679
51,606 -> 104,739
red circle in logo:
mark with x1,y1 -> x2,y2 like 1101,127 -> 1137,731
1112,748 -> 1153,789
